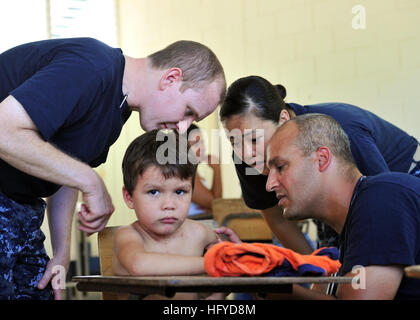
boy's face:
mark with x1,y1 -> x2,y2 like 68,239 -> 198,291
123,165 -> 193,235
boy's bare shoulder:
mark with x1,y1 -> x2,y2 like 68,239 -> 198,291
114,223 -> 143,246
184,218 -> 211,232
184,219 -> 218,242
114,224 -> 135,237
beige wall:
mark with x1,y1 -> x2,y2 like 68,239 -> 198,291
100,0 -> 420,230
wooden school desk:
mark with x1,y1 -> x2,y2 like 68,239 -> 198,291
405,265 -> 420,279
73,275 -> 353,298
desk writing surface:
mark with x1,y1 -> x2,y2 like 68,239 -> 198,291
405,265 -> 420,279
73,275 -> 353,296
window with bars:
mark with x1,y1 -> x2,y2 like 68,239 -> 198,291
0,0 -> 48,53
0,0 -> 119,53
49,0 -> 119,47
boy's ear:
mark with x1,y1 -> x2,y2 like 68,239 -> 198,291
122,186 -> 135,209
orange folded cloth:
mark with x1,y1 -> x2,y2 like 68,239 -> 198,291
204,242 -> 341,277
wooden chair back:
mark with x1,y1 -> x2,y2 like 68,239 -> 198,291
211,198 -> 272,242
98,226 -> 120,299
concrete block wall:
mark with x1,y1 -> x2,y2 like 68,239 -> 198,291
102,0 -> 420,226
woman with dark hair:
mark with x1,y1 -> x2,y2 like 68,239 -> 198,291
220,75 -> 419,252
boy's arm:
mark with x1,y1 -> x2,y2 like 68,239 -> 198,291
200,222 -> 220,251
114,227 -> 205,276
199,222 -> 228,300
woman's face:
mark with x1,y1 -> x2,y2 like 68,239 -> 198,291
223,113 -> 278,175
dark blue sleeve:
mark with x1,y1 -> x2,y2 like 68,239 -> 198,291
348,130 -> 390,176
10,54 -> 101,141
341,182 -> 419,275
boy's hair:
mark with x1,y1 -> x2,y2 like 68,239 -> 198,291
148,40 -> 226,98
122,129 -> 198,195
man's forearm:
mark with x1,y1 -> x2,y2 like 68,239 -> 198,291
47,186 -> 79,258
0,95 -> 97,192
0,125 -> 96,192
261,284 -> 336,300
0,95 -> 113,233
262,206 -> 313,254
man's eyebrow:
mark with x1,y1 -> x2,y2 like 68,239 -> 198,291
268,156 -> 279,168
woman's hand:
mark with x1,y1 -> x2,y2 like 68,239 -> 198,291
214,227 -> 242,243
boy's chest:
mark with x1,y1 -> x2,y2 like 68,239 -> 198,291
145,235 -> 204,257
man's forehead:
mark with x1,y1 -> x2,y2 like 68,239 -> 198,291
195,85 -> 222,119
268,124 -> 298,162
275,121 -> 299,142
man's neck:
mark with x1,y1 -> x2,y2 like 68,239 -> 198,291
322,170 -> 363,235
122,56 -> 148,111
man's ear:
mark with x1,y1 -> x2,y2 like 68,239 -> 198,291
278,109 -> 291,125
159,67 -> 183,90
122,186 -> 135,209
315,146 -> 332,172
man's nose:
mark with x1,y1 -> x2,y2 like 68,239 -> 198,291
266,169 -> 279,192
176,119 -> 192,135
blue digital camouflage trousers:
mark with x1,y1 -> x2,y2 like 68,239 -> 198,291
0,192 -> 53,300
409,161 -> 420,178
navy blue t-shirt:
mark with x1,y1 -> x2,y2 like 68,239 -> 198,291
338,172 -> 420,300
0,38 -> 131,203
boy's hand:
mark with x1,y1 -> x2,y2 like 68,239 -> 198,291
214,227 -> 242,243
